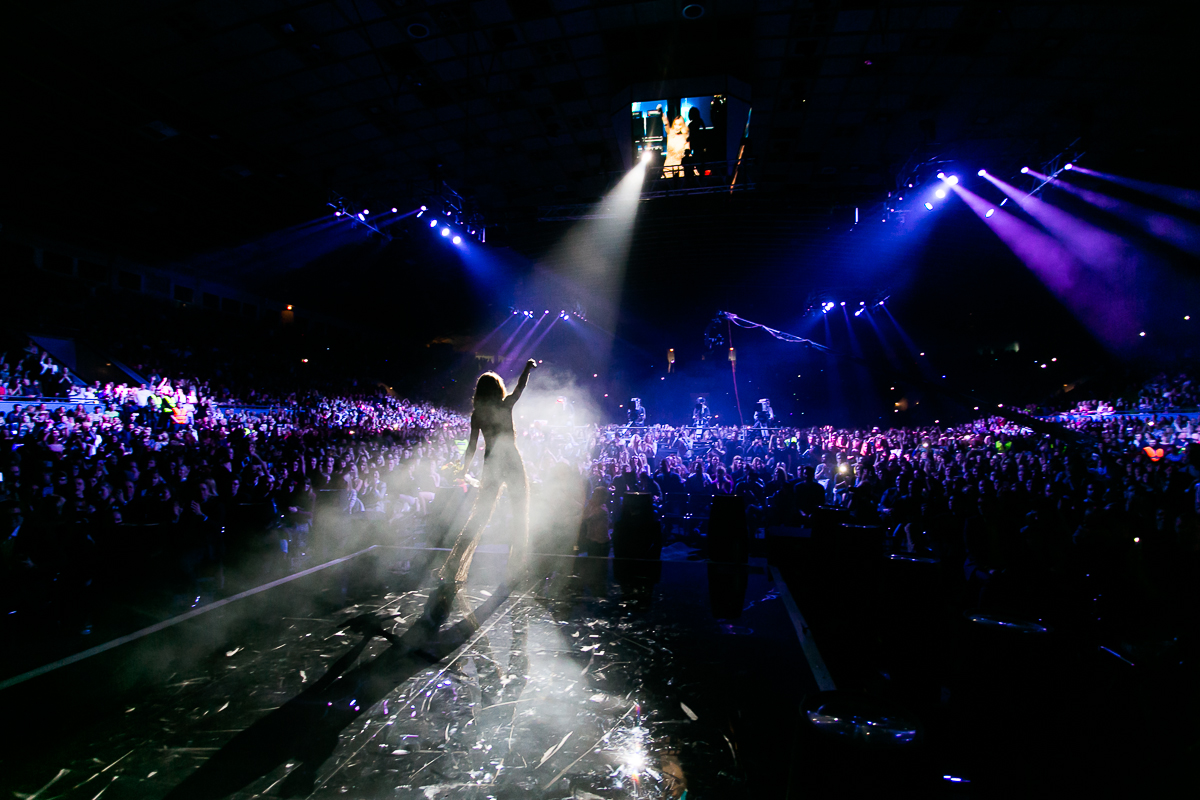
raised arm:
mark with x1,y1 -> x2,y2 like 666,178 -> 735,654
504,359 -> 537,408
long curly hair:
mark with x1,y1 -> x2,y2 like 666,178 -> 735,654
473,371 -> 506,409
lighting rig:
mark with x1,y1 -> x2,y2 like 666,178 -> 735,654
327,178 -> 490,246
508,306 -> 587,322
809,295 -> 888,316
420,180 -> 487,244
327,191 -> 393,241
1016,138 -> 1086,198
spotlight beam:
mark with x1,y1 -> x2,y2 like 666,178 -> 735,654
499,312 -> 548,372
1037,169 -> 1200,258
981,171 -> 1135,274
951,182 -> 1137,349
521,316 -> 561,359
495,316 -> 530,360
1069,166 -> 1200,211
474,314 -> 518,351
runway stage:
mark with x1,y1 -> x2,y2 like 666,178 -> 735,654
2,548 -> 814,799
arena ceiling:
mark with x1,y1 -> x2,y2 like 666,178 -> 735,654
2,0 -> 1191,265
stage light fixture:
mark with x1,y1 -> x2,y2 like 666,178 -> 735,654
1139,331 -> 1146,337
362,209 -> 369,215
430,219 -> 438,227
859,301 -> 865,305
334,211 -> 342,216
840,301 -> 846,306
977,169 -> 987,177
985,208 -> 996,218
391,207 -> 397,213
416,210 -> 424,218
1063,163 -> 1073,170
1020,166 -> 1030,174
357,213 -> 365,220
999,198 -> 1008,206
452,235 -> 461,244
441,228 -> 450,237
854,307 -> 864,317
937,172 -> 945,179
935,189 -> 946,199
420,205 -> 427,211
924,202 -> 934,210
1186,315 -> 1191,320
947,175 -> 959,185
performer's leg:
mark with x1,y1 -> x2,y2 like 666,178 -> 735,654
505,452 -> 530,585
438,467 -> 502,585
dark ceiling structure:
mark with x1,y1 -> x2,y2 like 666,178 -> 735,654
3,0 -> 1192,263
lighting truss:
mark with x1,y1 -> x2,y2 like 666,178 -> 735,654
1024,137 -> 1086,199
327,191 -> 392,240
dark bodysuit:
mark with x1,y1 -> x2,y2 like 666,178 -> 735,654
439,371 -> 531,585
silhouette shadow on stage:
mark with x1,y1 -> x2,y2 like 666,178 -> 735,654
165,587 -> 511,799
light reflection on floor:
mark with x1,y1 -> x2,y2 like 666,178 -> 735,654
5,552 -> 807,799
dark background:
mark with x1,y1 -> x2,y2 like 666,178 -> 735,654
2,0 -> 1197,422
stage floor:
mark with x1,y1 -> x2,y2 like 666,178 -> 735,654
3,549 -> 812,799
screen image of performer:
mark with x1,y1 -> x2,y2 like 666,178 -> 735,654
436,359 -> 537,591
662,107 -> 689,178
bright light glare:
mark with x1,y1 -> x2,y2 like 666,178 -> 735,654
1063,163 -> 1073,170
985,208 -> 996,218
441,228 -> 450,237
420,205 -> 427,211
1020,166 -> 1030,174
935,189 -> 946,199
947,175 -> 959,185
924,202 -> 934,210
452,235 -> 461,244
977,169 -> 987,177
936,172 -> 945,179
334,211 -> 342,216
429,219 -> 438,227
357,213 -> 365,220
391,207 -> 397,213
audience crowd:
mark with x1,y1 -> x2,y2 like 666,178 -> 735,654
1060,370 -> 1199,416
2,330 -> 1198,644
0,341 -> 77,399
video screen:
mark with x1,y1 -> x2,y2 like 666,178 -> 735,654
631,95 -> 733,178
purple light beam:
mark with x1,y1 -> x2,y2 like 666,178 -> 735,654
1030,169 -> 1200,258
1069,166 -> 1200,211
951,183 -> 1138,350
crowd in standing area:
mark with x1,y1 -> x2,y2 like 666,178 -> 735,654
3,325 -> 1198,637
0,342 -> 78,399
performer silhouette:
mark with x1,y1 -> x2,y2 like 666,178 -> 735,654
436,359 -> 537,590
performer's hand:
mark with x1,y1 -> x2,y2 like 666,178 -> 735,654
526,358 -> 538,370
